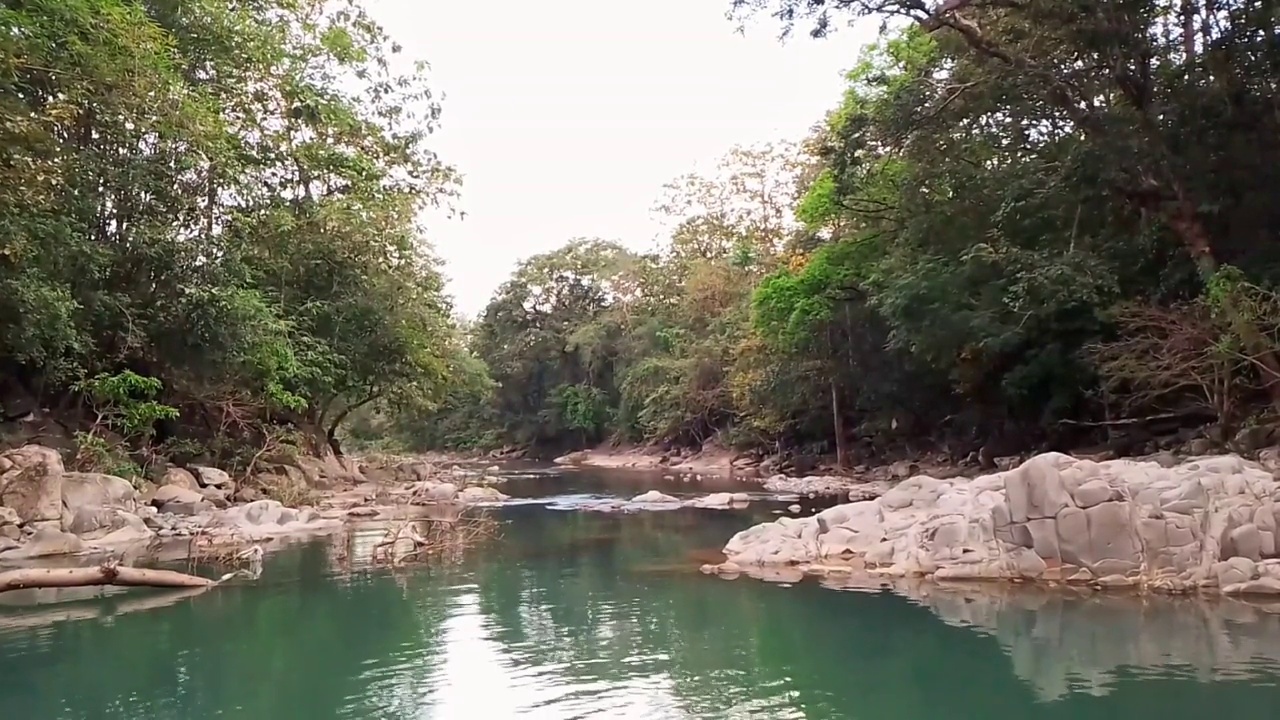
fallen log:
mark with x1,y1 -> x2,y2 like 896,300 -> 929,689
0,563 -> 227,594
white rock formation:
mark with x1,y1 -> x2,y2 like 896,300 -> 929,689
631,490 -> 680,503
716,453 -> 1280,593
457,486 -> 509,504
688,492 -> 752,509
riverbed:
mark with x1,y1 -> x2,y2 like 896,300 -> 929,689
2,467 -> 1279,718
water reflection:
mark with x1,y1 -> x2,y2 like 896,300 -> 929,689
871,579 -> 1280,700
2,482 -> 1279,718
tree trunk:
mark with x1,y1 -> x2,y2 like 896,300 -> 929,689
1182,0 -> 1197,59
831,380 -> 849,468
0,565 -> 218,594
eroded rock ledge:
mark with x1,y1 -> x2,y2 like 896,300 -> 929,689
708,452 -> 1280,595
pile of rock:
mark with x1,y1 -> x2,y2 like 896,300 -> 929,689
760,473 -> 891,501
710,452 -> 1280,595
0,445 -> 350,560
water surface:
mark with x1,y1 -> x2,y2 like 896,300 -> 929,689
2,467 -> 1279,718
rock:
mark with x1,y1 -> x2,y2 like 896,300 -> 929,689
233,485 -> 264,504
1230,523 -> 1264,561
61,471 -> 137,514
199,486 -> 230,509
242,499 -> 286,526
788,504 -> 802,513
293,455 -> 353,489
93,511 -> 154,545
690,492 -> 750,509
485,465 -> 501,473
3,525 -> 83,558
0,444 -> 64,525
889,460 -> 919,480
1259,447 -> 1280,473
346,507 -> 379,517
458,486 -> 509,504
0,524 -> 19,541
716,452 -> 1280,592
1072,479 -> 1114,509
151,484 -> 205,507
64,506 -> 125,536
0,536 -> 18,554
161,467 -> 201,492
423,482 -> 458,502
631,490 -> 680,503
1186,437 -> 1215,455
160,499 -> 213,517
0,505 -> 19,527
191,466 -> 234,490
553,451 -> 590,465
1235,425 -> 1277,453
1222,577 -> 1280,595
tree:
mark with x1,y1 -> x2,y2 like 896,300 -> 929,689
0,0 -> 460,470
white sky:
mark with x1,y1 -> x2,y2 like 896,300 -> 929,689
367,0 -> 873,316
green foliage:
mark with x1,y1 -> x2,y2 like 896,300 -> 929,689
1,0 -> 459,460
419,2 -> 1280,460
71,432 -> 144,482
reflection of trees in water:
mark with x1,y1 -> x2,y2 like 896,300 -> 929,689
0,543 -> 453,719
469,510 -> 1280,718
859,578 -> 1280,703
7,510 -> 1280,719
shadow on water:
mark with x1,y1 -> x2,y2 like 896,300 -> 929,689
1,468 -> 1279,719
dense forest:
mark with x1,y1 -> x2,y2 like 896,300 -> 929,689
4,0 -> 1280,475
1,0 -> 460,476
385,0 -> 1280,465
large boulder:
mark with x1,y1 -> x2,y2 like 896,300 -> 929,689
93,511 -> 154,545
0,444 -> 64,526
60,471 -> 139,537
62,472 -> 137,514
66,507 -> 154,542
191,466 -> 234,490
421,482 -> 458,503
161,467 -> 201,492
716,452 -> 1280,592
0,525 -> 83,558
151,484 -> 205,507
458,486 -> 509,504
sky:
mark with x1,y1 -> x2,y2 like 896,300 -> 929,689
367,0 -> 874,316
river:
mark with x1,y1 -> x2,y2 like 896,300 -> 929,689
2,467 -> 1280,718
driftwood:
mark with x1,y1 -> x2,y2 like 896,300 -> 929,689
0,560 -> 247,595
1056,411 -> 1216,428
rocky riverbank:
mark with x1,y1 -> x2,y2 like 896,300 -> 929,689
552,444 -> 1000,499
0,444 -> 513,566
705,452 -> 1280,597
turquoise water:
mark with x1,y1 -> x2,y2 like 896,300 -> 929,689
2,468 -> 1280,719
